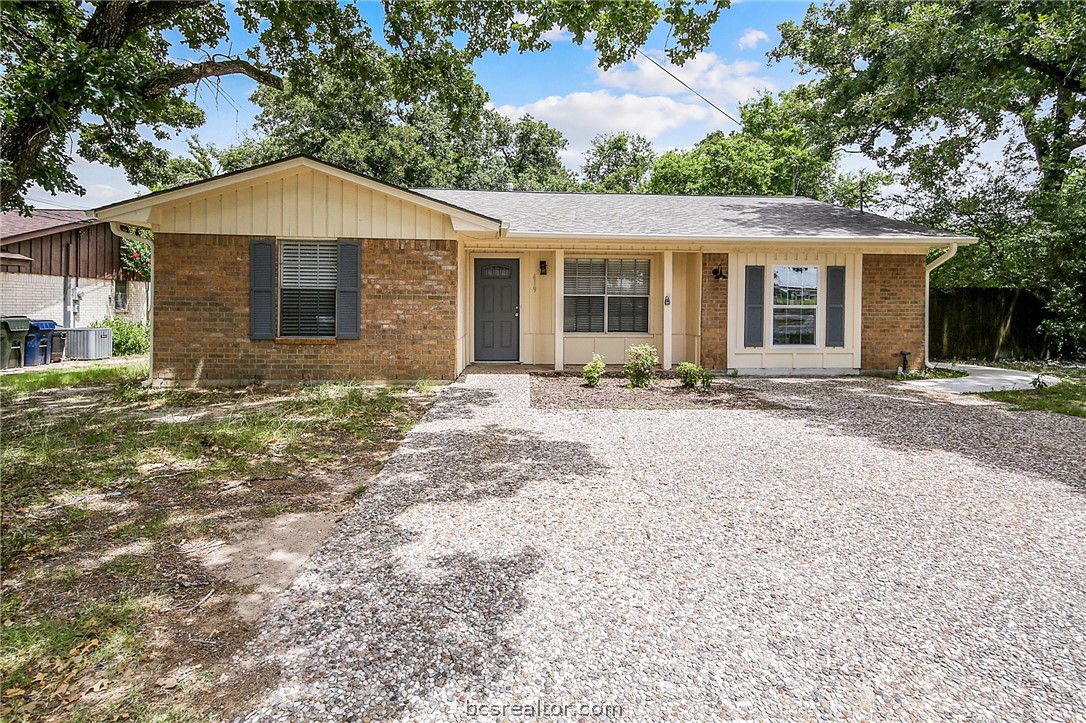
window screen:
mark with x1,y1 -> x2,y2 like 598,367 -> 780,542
279,241 -> 338,337
114,280 -> 128,311
564,258 -> 649,333
771,265 -> 818,345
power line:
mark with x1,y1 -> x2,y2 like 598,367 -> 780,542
636,49 -> 742,127
24,196 -> 84,210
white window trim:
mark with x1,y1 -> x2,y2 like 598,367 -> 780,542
770,264 -> 821,348
563,257 -> 651,335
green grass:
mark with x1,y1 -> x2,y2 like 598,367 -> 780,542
0,361 -> 147,395
979,378 -> 1086,417
891,366 -> 970,381
0,595 -> 144,692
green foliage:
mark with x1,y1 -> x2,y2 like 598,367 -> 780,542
827,170 -> 894,212
1,0 -> 728,211
774,1 -> 1085,194
676,361 -> 713,391
624,344 -> 658,388
644,90 -> 872,201
582,133 -> 655,193
93,319 -> 150,356
119,239 -> 152,280
582,353 -> 606,388
186,75 -> 578,192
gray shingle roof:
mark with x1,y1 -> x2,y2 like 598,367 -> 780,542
413,189 -> 968,240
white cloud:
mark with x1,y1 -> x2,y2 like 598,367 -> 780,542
498,90 -> 709,144
595,51 -> 775,105
738,28 -> 770,50
496,90 -> 712,168
512,12 -> 571,43
26,158 -> 142,210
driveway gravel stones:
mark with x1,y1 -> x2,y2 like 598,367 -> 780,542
235,374 -> 1086,721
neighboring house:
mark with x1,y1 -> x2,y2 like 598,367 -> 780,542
91,155 -> 975,385
0,209 -> 149,327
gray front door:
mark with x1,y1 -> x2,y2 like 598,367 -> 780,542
474,259 -> 519,361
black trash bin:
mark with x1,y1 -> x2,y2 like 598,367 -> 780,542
50,327 -> 68,363
1,316 -> 30,369
25,320 -> 57,366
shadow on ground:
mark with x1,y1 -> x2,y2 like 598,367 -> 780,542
237,425 -> 610,720
754,378 -> 1086,493
422,386 -> 500,421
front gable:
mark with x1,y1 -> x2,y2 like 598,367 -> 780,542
93,156 -> 503,240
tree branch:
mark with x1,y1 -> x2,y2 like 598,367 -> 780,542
1022,53 -> 1086,97
142,59 -> 284,98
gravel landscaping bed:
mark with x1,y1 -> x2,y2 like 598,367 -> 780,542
530,372 -> 781,410
233,373 -> 1086,722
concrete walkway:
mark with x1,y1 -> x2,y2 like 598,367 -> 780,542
901,363 -> 1060,394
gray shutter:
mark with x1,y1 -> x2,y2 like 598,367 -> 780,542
744,265 -> 765,347
250,240 -> 275,340
826,265 -> 846,347
336,240 -> 361,340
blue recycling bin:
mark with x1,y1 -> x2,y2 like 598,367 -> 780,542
24,320 -> 58,366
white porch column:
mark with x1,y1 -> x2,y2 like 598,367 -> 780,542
554,249 -> 564,371
662,250 -> 674,370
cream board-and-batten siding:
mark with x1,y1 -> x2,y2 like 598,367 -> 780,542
94,157 -> 502,241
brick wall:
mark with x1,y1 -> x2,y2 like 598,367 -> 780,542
700,252 -> 729,369
152,233 -> 458,385
861,254 -> 926,371
0,272 -> 148,326
0,272 -> 65,320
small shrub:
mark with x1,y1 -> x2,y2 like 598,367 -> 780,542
676,362 -> 701,388
624,344 -> 658,388
677,361 -> 713,392
93,318 -> 149,356
582,353 -> 606,388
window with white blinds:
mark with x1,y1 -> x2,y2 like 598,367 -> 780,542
564,258 -> 649,333
279,241 -> 338,337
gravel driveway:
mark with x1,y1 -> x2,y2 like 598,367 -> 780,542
237,374 -> 1086,722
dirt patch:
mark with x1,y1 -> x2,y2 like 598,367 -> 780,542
0,381 -> 433,722
530,373 -> 782,410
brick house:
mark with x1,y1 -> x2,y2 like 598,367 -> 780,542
0,210 -> 150,327
90,156 -> 974,385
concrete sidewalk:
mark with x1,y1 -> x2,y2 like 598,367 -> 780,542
901,363 -> 1060,393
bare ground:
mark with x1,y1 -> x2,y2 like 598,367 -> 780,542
529,372 -> 782,410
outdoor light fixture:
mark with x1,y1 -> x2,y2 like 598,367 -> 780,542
712,267 -> 727,280
539,260 -> 548,275
664,295 -> 671,306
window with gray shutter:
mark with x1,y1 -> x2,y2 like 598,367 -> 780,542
564,258 -> 649,333
250,240 -> 276,339
744,265 -> 765,347
336,241 -> 361,339
826,266 -> 846,347
279,241 -> 338,337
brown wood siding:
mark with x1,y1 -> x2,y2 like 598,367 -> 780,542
0,222 -> 134,279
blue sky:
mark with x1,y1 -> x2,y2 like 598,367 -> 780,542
32,1 -> 825,210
